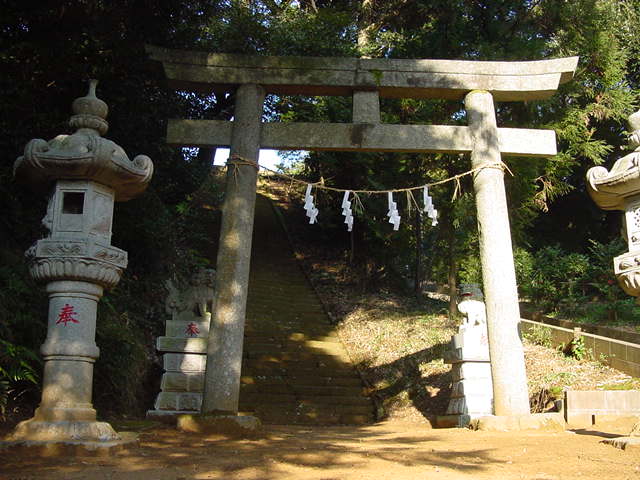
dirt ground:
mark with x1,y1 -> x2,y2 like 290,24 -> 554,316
1,421 -> 639,480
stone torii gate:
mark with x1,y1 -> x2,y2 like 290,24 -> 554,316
148,46 -> 578,419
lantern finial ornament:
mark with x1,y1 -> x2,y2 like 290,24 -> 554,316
69,79 -> 109,134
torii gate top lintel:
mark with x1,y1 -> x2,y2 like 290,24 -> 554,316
147,45 -> 577,159
147,45 -> 577,102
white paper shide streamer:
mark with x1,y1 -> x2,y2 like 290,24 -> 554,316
387,192 -> 401,231
423,186 -> 438,226
304,184 -> 319,224
341,191 -> 354,232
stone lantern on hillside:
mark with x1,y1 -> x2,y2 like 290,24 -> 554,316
6,81 -> 153,449
587,110 -> 640,302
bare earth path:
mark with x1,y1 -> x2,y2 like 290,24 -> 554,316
1,421 -> 639,480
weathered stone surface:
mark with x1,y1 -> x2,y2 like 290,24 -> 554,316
602,436 -> 640,450
8,81 -> 152,450
177,414 -> 263,438
149,269 -> 216,419
0,432 -> 138,457
147,45 -> 578,101
7,420 -> 120,442
587,110 -> 640,304
465,90 -> 530,416
202,84 -> 266,415
14,81 -> 153,201
165,320 -> 210,337
470,413 -> 565,432
154,391 -> 203,411
156,336 -> 207,353
436,414 -> 472,428
444,287 -> 493,424
167,119 -> 557,158
165,269 -> 216,323
352,91 -> 380,123
164,353 -> 206,372
160,372 -> 204,392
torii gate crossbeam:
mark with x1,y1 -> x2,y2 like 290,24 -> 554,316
148,45 -> 578,420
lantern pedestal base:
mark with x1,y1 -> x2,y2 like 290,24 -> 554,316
0,429 -> 138,457
1,419 -> 137,456
5,418 -> 121,442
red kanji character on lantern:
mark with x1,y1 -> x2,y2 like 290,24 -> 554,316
56,303 -> 79,326
185,322 -> 200,337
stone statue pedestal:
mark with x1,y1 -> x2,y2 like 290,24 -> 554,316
439,324 -> 494,427
147,270 -> 215,421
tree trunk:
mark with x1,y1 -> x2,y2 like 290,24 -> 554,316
414,208 -> 423,297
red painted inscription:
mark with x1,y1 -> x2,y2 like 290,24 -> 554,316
185,322 -> 200,337
56,304 -> 79,326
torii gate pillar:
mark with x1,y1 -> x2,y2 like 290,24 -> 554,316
202,84 -> 266,414
465,90 -> 530,415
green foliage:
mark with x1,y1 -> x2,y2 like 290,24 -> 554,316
93,301 -> 152,416
0,339 -> 40,421
519,246 -> 591,311
560,336 -> 590,361
523,325 -> 553,349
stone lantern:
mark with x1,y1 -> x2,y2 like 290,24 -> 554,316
6,81 -> 153,449
587,110 -> 640,302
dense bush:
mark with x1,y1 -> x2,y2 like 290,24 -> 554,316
517,239 -> 640,324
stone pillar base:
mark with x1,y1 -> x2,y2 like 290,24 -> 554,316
435,414 -> 472,428
6,419 -> 120,442
469,413 -> 565,432
177,413 -> 263,438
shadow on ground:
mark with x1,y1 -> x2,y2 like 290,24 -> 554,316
0,424 -> 494,479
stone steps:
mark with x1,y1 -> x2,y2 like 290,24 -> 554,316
241,364 -> 361,378
239,194 -> 374,425
240,375 -> 363,387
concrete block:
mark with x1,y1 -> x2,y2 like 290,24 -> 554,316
627,345 -> 640,364
565,413 -> 594,428
565,390 -> 640,425
610,341 -> 627,360
593,338 -> 611,363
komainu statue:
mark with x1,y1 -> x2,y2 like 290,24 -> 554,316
165,268 -> 216,322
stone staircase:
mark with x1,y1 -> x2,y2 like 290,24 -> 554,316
239,194 -> 375,425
